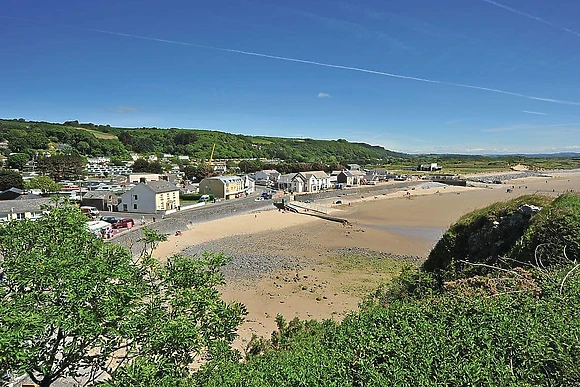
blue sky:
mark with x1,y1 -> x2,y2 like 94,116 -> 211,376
1,0 -> 580,154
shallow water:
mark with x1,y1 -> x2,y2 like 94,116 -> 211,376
361,224 -> 446,244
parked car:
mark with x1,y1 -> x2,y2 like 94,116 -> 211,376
101,216 -> 120,224
112,218 -> 135,229
304,199 -> 313,203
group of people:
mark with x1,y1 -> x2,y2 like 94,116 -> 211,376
97,228 -> 114,239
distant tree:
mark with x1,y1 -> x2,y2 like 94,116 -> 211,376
182,165 -> 198,181
132,158 -> 150,173
174,131 -> 198,145
110,156 -> 126,166
37,155 -> 85,181
238,160 -> 262,173
196,163 -> 215,180
148,161 -> 164,174
311,162 -> 327,172
0,203 -> 246,387
25,175 -> 62,193
6,153 -> 29,170
0,169 -> 24,190
76,141 -> 90,155
117,131 -> 134,147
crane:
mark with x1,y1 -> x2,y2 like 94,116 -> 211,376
208,143 -> 216,165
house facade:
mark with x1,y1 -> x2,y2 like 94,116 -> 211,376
198,176 -> 245,199
118,180 -> 180,213
418,163 -> 441,171
301,171 -> 330,192
254,170 -> 280,185
126,173 -> 162,184
243,175 -> 255,194
0,198 -> 50,222
81,190 -> 119,211
337,170 -> 366,186
277,173 -> 305,193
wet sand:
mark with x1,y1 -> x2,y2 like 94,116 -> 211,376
154,172 -> 580,352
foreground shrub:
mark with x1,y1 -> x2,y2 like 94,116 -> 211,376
195,265 -> 580,386
512,193 -> 580,266
424,195 -> 552,273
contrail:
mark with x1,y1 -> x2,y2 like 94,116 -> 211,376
522,110 -> 548,116
3,15 -> 580,107
480,0 -> 580,38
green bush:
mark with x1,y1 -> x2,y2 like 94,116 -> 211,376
512,193 -> 580,266
195,265 -> 580,386
423,195 -> 553,273
180,193 -> 214,201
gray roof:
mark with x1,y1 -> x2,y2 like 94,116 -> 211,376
302,171 -> 329,179
1,187 -> 24,195
205,176 -> 243,184
144,180 -> 180,193
82,190 -> 115,199
0,198 -> 51,213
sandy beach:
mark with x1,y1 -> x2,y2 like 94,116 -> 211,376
154,171 -> 580,352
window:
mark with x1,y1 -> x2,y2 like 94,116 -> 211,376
133,204 -> 138,210
16,213 -> 26,220
134,195 -> 138,200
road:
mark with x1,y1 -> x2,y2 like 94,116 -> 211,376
110,187 -> 279,254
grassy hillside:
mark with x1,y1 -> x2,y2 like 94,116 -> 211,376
0,119 -> 404,164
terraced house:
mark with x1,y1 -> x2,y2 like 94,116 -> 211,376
277,171 -> 330,193
199,176 -> 245,199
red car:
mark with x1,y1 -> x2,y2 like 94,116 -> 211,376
113,218 -> 134,229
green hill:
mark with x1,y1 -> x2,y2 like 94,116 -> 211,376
0,118 -> 405,164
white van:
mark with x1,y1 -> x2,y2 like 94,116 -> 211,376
80,206 -> 100,219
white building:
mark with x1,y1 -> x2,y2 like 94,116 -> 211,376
243,175 -> 255,194
254,169 -> 280,185
0,198 -> 50,222
301,171 -> 330,192
277,173 -> 305,193
117,180 -> 180,213
126,173 -> 162,184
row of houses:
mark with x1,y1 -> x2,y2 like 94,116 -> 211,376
254,168 -> 395,193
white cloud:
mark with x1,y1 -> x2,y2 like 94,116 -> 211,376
318,92 -> 331,98
111,106 -> 139,114
522,110 -> 548,115
482,122 -> 580,133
